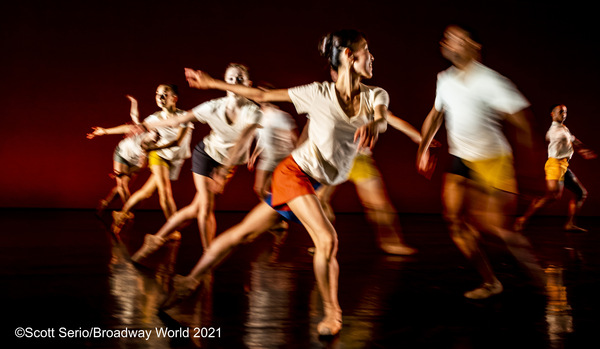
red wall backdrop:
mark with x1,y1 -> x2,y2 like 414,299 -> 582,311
1,0 -> 598,215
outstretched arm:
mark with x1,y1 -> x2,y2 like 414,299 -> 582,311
142,110 -> 197,132
87,96 -> 143,139
417,106 -> 444,175
185,68 -> 291,103
386,110 -> 422,144
143,125 -> 189,151
573,137 -> 597,159
504,108 -> 534,149
87,124 -> 136,139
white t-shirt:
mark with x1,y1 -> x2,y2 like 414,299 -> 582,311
116,134 -> 147,168
547,121 -> 575,159
143,109 -> 193,162
256,106 -> 297,172
144,109 -> 193,180
434,62 -> 530,161
288,81 -> 389,185
192,97 -> 262,165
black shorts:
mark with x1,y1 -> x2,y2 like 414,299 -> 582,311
564,169 -> 585,199
191,141 -> 221,178
447,155 -> 472,180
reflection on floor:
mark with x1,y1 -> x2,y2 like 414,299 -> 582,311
3,209 -> 599,348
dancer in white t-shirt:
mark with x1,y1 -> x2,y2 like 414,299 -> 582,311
87,95 -> 158,214
316,68 -> 425,255
110,85 -> 193,233
515,104 -> 596,232
249,101 -> 298,199
130,63 -> 263,257
417,25 -> 544,299
162,29 -> 398,337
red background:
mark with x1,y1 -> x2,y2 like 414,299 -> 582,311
1,0 -> 598,215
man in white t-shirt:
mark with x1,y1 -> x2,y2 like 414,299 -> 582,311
417,25 -> 545,299
515,104 -> 596,232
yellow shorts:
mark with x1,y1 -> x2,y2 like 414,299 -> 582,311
544,157 -> 569,181
347,154 -> 381,183
147,151 -> 171,168
464,155 -> 518,194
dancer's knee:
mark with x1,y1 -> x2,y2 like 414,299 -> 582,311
575,187 -> 588,202
443,209 -> 462,228
548,191 -> 561,202
196,201 -> 214,219
315,230 -> 338,257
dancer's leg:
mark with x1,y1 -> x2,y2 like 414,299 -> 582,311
192,173 -> 216,249
443,174 -> 501,298
563,170 -> 588,231
354,177 -> 417,255
187,202 -> 281,280
131,194 -> 200,262
152,164 -> 177,219
287,194 -> 341,335
121,174 -> 158,213
471,187 -> 545,289
515,179 -> 563,231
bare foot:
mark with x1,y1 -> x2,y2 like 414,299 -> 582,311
564,224 -> 587,232
379,243 -> 418,256
464,280 -> 503,299
112,211 -> 134,233
317,315 -> 342,336
161,275 -> 200,309
96,199 -> 109,216
131,234 -> 166,262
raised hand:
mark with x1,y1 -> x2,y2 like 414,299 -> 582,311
126,95 -> 140,124
184,68 -> 214,90
87,127 -> 106,139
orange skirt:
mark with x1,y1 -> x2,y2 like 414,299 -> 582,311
270,155 -> 319,208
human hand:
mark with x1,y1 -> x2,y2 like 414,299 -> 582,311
579,148 -> 597,160
209,167 -> 233,194
354,122 -> 379,152
417,149 -> 437,179
185,68 -> 214,90
87,127 -> 106,139
126,95 -> 140,124
430,139 -> 442,148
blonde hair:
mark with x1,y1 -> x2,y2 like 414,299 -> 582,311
225,63 -> 250,78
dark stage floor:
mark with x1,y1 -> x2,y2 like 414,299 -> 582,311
2,209 -> 599,348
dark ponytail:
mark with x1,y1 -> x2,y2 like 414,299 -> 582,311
319,29 -> 366,70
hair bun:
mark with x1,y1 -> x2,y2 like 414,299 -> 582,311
319,34 -> 332,57
319,29 -> 365,71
